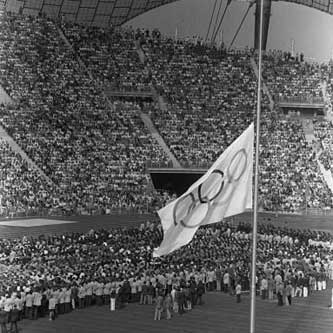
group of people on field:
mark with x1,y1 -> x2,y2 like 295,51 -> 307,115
0,218 -> 333,329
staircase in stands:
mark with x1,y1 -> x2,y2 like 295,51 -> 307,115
301,118 -> 316,143
320,81 -> 333,121
139,112 -> 181,168
134,40 -> 181,168
317,159 -> 333,194
0,125 -> 56,186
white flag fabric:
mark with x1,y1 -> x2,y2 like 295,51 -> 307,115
153,123 -> 254,257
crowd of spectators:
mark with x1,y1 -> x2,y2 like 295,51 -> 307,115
0,13 -> 171,216
141,32 -> 257,166
262,50 -> 327,103
0,12 -> 331,216
61,23 -> 151,92
260,117 -> 332,212
0,138 -> 61,217
0,219 -> 333,327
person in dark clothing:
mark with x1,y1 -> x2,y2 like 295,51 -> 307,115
189,278 -> 197,307
197,280 -> 205,305
178,288 -> 186,315
147,283 -> 154,305
9,305 -> 19,333
71,284 -> 79,310
122,280 -> 131,304
184,285 -> 191,310
117,285 -> 125,308
40,292 -> 47,317
277,283 -> 284,306
141,282 -> 148,304
285,281 -> 292,306
0,307 -> 8,333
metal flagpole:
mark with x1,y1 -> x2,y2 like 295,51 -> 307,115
250,0 -> 264,330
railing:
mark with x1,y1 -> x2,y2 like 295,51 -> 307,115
302,208 -> 333,216
146,160 -> 174,169
1,204 -> 333,222
105,85 -> 153,95
0,205 -> 157,221
275,95 -> 324,105
146,160 -> 211,169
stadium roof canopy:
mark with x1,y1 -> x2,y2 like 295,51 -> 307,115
4,0 -> 176,27
4,0 -> 333,28
282,0 -> 333,15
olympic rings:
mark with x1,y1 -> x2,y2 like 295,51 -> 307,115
226,148 -> 247,182
173,149 -> 249,229
198,170 -> 224,203
217,149 -> 248,205
173,193 -> 211,228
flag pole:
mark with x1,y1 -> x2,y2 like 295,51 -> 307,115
250,0 -> 264,330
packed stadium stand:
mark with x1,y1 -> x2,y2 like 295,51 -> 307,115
61,22 -> 152,92
0,13 -> 171,216
139,32 -> 256,166
0,12 -> 331,217
262,51 -> 326,103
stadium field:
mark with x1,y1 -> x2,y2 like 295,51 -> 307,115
1,212 -> 333,333
18,281 -> 333,333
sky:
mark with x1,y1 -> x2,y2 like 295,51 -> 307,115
127,0 -> 333,63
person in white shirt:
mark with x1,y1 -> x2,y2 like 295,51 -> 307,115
19,291 -> 26,318
14,295 -> 24,321
223,272 -> 230,293
25,291 -> 33,320
236,282 -> 242,303
52,289 -> 60,318
110,287 -> 116,312
48,294 -> 57,321
103,281 -> 111,306
58,288 -> 66,315
32,289 -> 42,320
85,282 -> 93,307
4,295 -> 13,313
78,285 -> 86,309
260,276 -> 268,299
171,286 -> 178,313
207,269 -> 215,291
95,282 -> 104,306
136,278 -> 143,304
131,279 -> 137,303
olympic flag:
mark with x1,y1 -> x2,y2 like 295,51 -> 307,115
153,123 -> 254,257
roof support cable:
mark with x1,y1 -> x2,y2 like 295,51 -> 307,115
205,0 -> 218,42
210,0 -> 224,44
211,0 -> 232,45
228,1 -> 254,50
